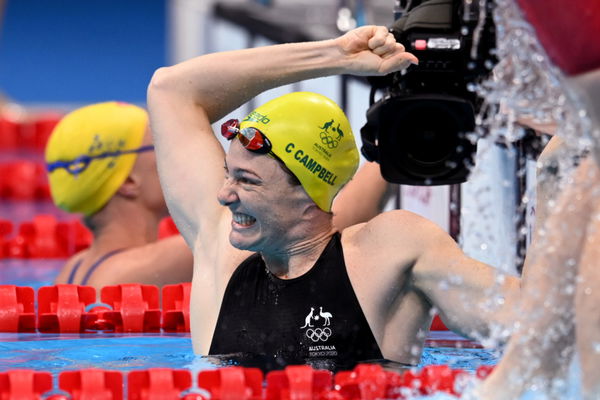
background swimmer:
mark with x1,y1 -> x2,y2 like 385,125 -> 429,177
46,102 -> 193,291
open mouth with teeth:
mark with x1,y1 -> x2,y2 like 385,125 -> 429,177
232,212 -> 257,227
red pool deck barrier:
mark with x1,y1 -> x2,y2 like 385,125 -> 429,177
0,365 -> 495,399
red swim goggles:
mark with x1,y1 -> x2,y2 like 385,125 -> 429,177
221,119 -> 272,154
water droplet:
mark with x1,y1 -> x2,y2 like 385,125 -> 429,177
564,285 -> 575,294
410,345 -> 420,356
495,274 -> 506,285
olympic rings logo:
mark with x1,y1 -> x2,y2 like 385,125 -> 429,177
305,327 -> 332,342
320,131 -> 338,149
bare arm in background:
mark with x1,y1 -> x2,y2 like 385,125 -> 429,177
479,71 -> 600,399
478,156 -> 598,400
332,161 -> 396,230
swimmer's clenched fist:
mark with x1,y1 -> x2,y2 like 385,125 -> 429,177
336,25 -> 418,75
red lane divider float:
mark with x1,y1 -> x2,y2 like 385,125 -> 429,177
0,113 -> 62,152
0,215 -> 93,259
98,284 -> 162,333
430,314 -> 448,331
0,285 -> 36,332
0,282 -> 444,336
128,369 -> 192,400
0,365 -> 496,399
37,284 -> 97,333
0,220 -> 13,258
335,364 -> 393,399
0,216 -> 179,259
266,365 -> 333,400
0,161 -> 50,201
199,367 -> 263,400
158,216 -> 180,239
0,283 -> 191,333
0,370 -> 53,399
162,283 -> 191,333
58,369 -> 124,400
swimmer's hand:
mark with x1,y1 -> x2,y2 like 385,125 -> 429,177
336,25 -> 419,76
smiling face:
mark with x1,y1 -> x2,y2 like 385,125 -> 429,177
217,140 -> 316,253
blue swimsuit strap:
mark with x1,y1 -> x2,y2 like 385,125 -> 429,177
66,248 -> 128,285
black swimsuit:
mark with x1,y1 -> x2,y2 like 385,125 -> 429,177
209,233 -> 383,371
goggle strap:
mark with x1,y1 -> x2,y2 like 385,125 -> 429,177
46,145 -> 155,175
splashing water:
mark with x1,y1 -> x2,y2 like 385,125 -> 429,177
477,0 -> 593,156
457,0 -> 596,398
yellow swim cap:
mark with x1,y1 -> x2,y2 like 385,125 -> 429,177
45,101 -> 148,216
240,92 -> 359,212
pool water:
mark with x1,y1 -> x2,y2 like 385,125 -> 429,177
0,332 -> 498,376
0,259 -> 64,289
0,333 -> 198,373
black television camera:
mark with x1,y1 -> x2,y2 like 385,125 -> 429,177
360,0 -> 497,185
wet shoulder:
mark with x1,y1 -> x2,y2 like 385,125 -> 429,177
341,209 -> 439,256
84,239 -> 192,288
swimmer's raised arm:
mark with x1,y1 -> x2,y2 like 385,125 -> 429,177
146,26 -> 417,246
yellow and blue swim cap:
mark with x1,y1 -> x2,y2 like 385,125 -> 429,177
45,101 -> 149,216
239,92 -> 359,212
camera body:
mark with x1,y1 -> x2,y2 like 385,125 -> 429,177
361,0 -> 496,185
